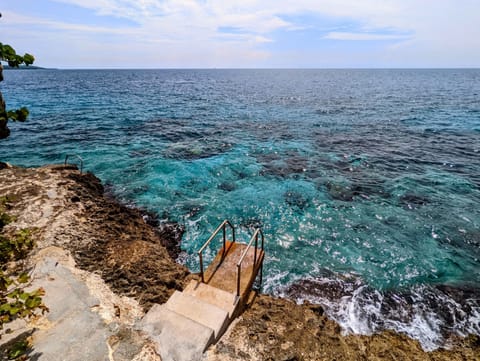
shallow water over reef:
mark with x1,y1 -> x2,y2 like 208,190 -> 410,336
2,69 -> 480,349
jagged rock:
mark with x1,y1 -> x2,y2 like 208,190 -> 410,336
1,164 -> 478,361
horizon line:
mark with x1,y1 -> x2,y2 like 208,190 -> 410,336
6,66 -> 480,71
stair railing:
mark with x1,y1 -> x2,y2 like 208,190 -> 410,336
64,154 -> 84,174
236,228 -> 264,297
198,219 -> 236,283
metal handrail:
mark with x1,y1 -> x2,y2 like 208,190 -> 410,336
236,228 -> 264,297
64,154 -> 84,174
198,219 -> 236,283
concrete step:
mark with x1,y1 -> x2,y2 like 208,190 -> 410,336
138,304 -> 214,361
166,290 -> 230,339
184,280 -> 238,318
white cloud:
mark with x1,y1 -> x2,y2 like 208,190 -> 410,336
2,0 -> 480,67
324,32 -> 410,41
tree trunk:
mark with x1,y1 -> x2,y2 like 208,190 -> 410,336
0,63 -> 10,139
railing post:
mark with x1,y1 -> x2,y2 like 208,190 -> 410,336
198,219 -> 236,284
253,232 -> 258,266
236,264 -> 241,297
259,262 -> 263,292
222,223 -> 226,254
199,253 -> 204,283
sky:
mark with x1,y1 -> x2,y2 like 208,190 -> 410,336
1,0 -> 480,68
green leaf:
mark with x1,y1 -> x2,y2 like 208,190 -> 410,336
25,297 -> 41,309
19,292 -> 30,301
23,53 -> 35,66
8,306 -> 20,316
8,340 -> 29,359
17,273 -> 29,284
7,289 -> 21,299
0,44 -> 16,61
0,303 -> 12,312
7,108 -> 29,122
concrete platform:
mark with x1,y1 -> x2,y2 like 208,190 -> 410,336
166,290 -> 230,339
183,280 -> 238,317
139,304 -> 214,361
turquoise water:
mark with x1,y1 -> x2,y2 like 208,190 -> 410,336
1,69 -> 480,349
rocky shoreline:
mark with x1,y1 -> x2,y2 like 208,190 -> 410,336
0,164 -> 478,360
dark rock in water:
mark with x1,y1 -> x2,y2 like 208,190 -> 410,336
257,150 -> 308,179
324,182 -> 356,201
103,182 -> 116,198
284,151 -> 308,174
255,152 -> 281,164
129,149 -> 153,158
286,273 -> 480,350
241,217 -> 263,230
218,182 -> 236,192
156,222 -> 185,260
141,210 -> 161,227
305,302 -> 325,316
350,182 -> 389,199
323,180 -> 389,202
164,141 -> 232,160
259,163 -> 290,178
435,284 -> 480,305
399,193 -> 429,209
235,171 -> 248,180
285,274 -> 361,302
284,190 -> 309,210
178,202 -> 204,218
187,206 -> 202,218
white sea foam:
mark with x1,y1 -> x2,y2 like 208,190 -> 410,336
278,275 -> 480,351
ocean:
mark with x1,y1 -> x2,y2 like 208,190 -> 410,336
1,69 -> 479,350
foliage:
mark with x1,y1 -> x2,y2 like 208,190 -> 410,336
0,12 -> 35,139
0,230 -> 35,264
0,43 -> 34,68
7,339 -> 29,359
0,196 -> 48,360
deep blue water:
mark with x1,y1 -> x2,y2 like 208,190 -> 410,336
1,69 -> 480,349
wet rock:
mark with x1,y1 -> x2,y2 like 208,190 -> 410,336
324,182 -> 356,201
218,182 -> 236,192
240,218 -> 263,230
323,180 -> 389,202
255,152 -> 281,164
156,221 -> 185,260
184,205 -> 203,218
207,290 -> 480,361
285,274 -> 359,302
141,210 -> 161,227
284,151 -> 308,174
164,141 -> 232,160
284,190 -> 309,210
257,151 -> 308,179
399,193 -> 429,209
2,164 -> 479,361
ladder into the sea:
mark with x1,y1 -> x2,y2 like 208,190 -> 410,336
140,219 -> 265,361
